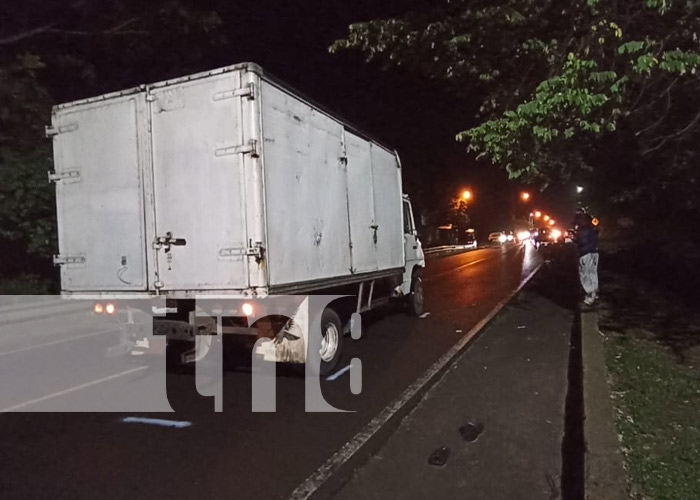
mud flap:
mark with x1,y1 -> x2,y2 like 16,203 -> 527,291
253,297 -> 308,364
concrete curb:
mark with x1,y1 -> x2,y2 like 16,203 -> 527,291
580,310 -> 629,500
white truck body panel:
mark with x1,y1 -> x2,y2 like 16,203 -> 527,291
50,63 -> 411,298
51,93 -> 150,292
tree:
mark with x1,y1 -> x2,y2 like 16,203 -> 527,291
332,0 -> 700,233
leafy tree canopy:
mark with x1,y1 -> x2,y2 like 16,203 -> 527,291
332,0 -> 700,228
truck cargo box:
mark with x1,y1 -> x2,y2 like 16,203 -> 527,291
49,63 -> 406,297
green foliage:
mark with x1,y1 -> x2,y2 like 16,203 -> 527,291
0,148 -> 56,256
333,0 -> 700,225
606,334 -> 700,500
0,274 -> 54,294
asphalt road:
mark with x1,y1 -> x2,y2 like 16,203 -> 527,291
0,243 -> 541,500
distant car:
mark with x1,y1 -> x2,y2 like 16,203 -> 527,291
532,228 -> 551,247
516,230 -> 532,242
488,231 -> 507,244
463,231 -> 478,249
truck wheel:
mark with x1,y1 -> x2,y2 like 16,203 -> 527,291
407,274 -> 425,317
318,308 -> 344,376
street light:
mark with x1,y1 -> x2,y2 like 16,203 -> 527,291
520,192 -> 531,202
549,219 -> 555,226
534,211 -> 542,218
543,215 -> 550,222
461,189 -> 472,201
576,185 -> 584,194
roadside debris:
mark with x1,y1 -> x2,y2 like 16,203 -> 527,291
458,421 -> 484,443
428,446 -> 451,467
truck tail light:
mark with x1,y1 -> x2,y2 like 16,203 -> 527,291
241,302 -> 254,317
105,303 -> 116,315
94,303 -> 104,314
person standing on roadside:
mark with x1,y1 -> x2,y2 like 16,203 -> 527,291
573,210 -> 599,306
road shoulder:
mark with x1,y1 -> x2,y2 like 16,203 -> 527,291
334,283 -> 573,500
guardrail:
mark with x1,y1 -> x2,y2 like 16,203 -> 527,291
423,245 -> 476,258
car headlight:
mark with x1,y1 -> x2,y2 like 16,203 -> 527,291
551,229 -> 562,240
498,234 -> 507,243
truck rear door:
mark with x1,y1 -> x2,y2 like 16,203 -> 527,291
148,72 -> 251,291
51,94 -> 150,292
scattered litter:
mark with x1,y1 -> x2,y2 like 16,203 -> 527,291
418,312 -> 431,319
326,364 -> 352,381
517,325 -> 526,329
122,417 -> 192,429
458,421 -> 484,443
428,446 -> 451,467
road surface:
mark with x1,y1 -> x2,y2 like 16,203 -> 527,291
0,243 -> 541,500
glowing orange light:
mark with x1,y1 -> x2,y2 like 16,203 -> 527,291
534,211 -> 542,218
544,215 -> 550,222
592,217 -> 599,226
549,219 -> 555,226
521,192 -> 531,201
461,190 -> 472,201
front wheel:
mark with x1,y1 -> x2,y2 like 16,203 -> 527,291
407,274 -> 425,317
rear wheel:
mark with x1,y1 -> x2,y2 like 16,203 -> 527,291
407,273 -> 425,317
318,308 -> 344,376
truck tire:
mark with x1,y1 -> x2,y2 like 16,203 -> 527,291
318,307 -> 344,376
407,274 -> 425,317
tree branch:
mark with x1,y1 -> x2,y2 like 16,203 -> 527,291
635,90 -> 672,136
642,102 -> 700,155
0,17 -> 146,45
0,23 -> 55,46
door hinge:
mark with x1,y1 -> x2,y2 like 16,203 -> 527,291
48,169 -> 81,183
212,83 -> 256,102
53,255 -> 86,266
219,243 -> 265,262
215,139 -> 259,158
45,123 -> 78,138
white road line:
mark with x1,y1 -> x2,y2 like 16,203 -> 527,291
288,262 -> 543,500
326,364 -> 353,381
122,417 -> 192,428
0,366 -> 147,413
0,328 -> 118,358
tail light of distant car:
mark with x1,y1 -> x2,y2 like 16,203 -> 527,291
94,302 -> 117,315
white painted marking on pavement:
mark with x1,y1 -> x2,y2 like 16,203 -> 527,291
418,312 -> 431,319
0,328 -> 118,358
288,261 -> 544,500
326,364 -> 352,381
122,417 -> 192,428
0,366 -> 147,413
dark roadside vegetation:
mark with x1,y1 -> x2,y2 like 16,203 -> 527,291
598,239 -> 700,500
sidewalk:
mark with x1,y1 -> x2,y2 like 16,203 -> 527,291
334,276 -> 575,500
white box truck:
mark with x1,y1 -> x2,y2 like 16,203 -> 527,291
48,63 -> 425,372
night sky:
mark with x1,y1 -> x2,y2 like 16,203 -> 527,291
3,0 -> 576,234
